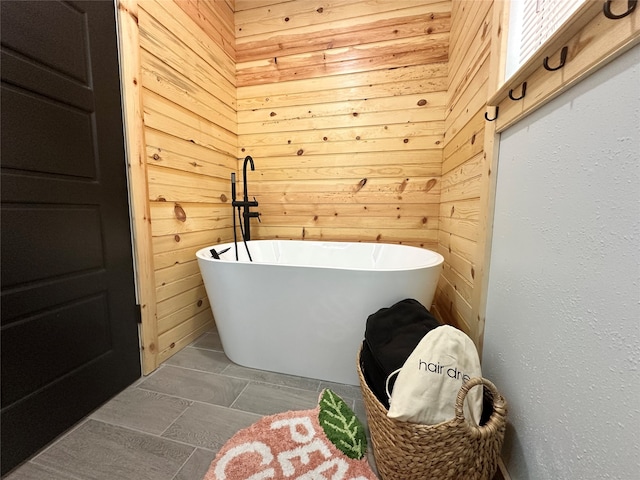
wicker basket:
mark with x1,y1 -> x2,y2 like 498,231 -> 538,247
357,348 -> 507,480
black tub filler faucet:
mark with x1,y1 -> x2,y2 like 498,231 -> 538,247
230,156 -> 260,260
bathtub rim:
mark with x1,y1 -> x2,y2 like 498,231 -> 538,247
196,239 -> 444,272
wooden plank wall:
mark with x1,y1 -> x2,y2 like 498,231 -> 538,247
434,0 -> 494,345
235,0 -> 451,247
129,0 -> 495,370
136,0 -> 236,366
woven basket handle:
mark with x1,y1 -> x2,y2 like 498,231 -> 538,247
454,377 -> 507,436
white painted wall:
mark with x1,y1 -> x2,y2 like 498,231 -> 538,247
483,46 -> 640,480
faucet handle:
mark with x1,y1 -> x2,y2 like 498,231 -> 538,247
253,197 -> 261,222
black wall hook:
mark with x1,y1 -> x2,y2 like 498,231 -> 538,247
485,106 -> 499,122
509,82 -> 527,101
603,0 -> 637,19
543,46 -> 568,71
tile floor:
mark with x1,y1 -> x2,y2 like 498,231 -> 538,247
5,327 -> 377,480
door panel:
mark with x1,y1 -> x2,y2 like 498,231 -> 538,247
0,0 -> 90,83
1,205 -> 104,286
0,85 -> 97,176
0,1 -> 141,474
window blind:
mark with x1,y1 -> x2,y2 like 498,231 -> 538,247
518,0 -> 586,66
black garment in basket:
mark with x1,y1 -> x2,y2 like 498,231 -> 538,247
361,298 -> 441,408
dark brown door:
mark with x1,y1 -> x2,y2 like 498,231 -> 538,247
1,1 -> 141,474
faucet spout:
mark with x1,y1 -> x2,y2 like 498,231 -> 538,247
239,155 -> 258,241
243,155 -> 254,201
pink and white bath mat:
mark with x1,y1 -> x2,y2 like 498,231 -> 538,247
203,389 -> 377,480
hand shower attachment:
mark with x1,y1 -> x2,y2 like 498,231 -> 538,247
231,172 -> 238,260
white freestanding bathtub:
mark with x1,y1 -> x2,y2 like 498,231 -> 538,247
196,240 -> 443,385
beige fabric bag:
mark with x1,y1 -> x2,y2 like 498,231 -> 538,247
386,325 -> 483,425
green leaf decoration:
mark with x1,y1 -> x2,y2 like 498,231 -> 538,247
317,389 -> 367,460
